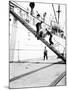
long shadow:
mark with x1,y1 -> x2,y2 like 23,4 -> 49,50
9,61 -> 64,82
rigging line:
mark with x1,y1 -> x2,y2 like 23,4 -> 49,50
52,4 -> 58,23
53,43 -> 60,47
57,4 -> 61,24
53,38 -> 65,48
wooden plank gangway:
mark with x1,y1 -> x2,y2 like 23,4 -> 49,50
10,9 -> 66,63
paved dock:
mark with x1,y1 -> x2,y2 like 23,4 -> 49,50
10,57 -> 66,88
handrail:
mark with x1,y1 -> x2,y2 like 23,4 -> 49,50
9,0 -> 28,13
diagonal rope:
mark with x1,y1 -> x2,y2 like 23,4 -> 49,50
52,4 -> 58,23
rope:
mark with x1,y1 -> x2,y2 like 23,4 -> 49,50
53,38 -> 64,48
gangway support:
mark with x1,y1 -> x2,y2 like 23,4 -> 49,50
10,10 -> 66,63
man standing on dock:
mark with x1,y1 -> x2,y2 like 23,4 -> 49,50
43,46 -> 48,60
